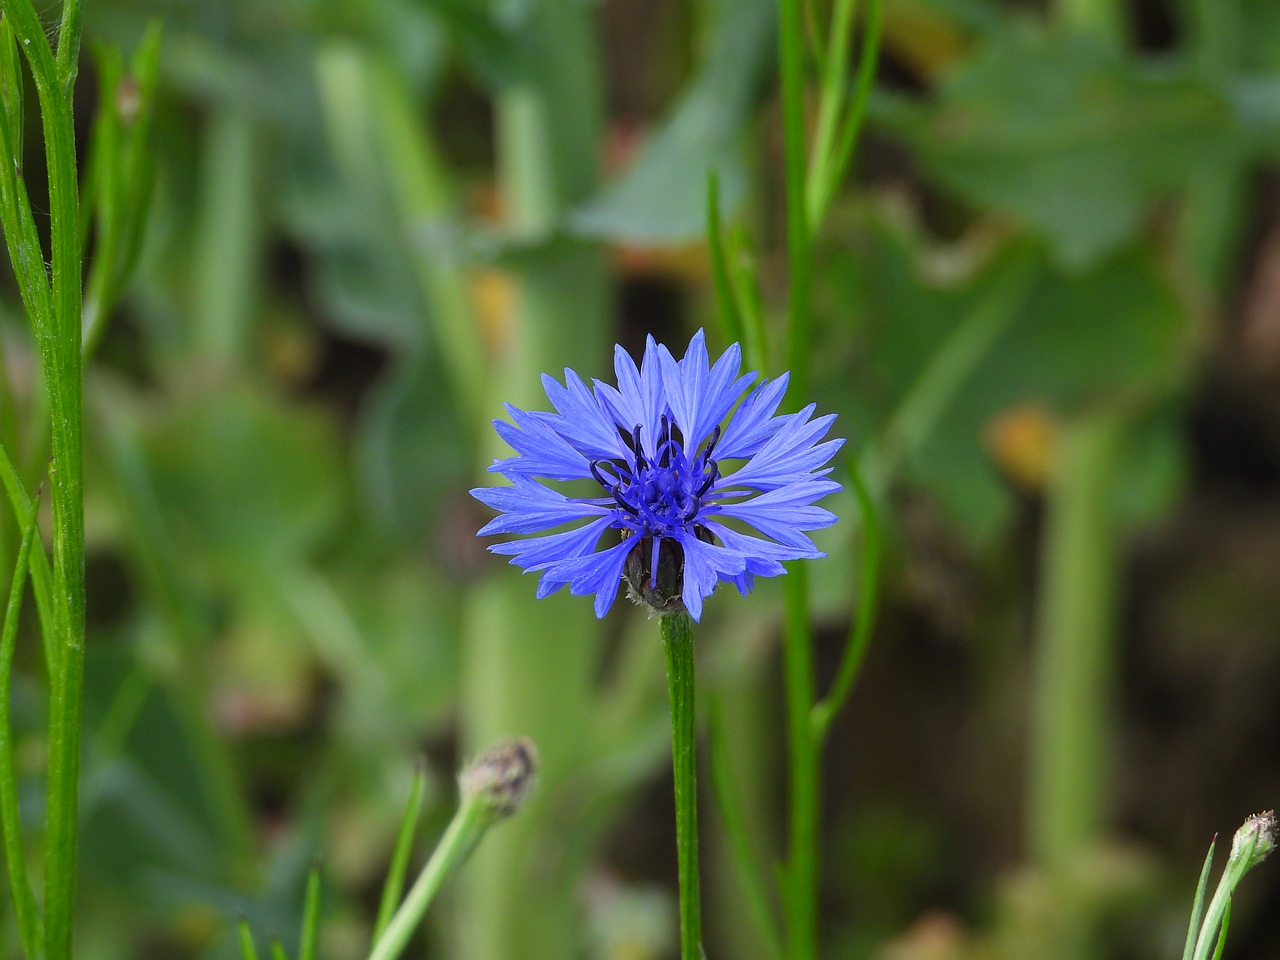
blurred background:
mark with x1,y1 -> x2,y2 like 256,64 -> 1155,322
1,0 -> 1279,957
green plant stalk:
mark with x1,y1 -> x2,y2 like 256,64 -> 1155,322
460,2 -> 610,957
706,171 -> 745,350
778,0 -> 814,402
0,494 -> 42,960
1189,821 -> 1272,960
1027,411 -> 1124,960
662,612 -> 703,960
805,0 -> 857,221
708,695 -> 783,960
1181,838 -> 1216,960
0,443 -> 57,678
782,564 -> 819,960
191,105 -> 259,360
368,796 -> 489,960
0,5 -> 85,959
373,765 -> 428,943
777,0 -> 821,951
811,456 -> 880,739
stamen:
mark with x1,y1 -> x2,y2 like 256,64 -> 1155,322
696,461 -> 719,498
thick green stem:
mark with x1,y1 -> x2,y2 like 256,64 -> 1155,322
460,2 -> 609,958
1028,412 -> 1123,872
1027,411 -> 1125,960
662,612 -> 702,960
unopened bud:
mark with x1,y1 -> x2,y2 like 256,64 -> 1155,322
458,738 -> 537,821
1230,810 -> 1276,870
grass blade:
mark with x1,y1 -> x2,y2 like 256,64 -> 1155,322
298,859 -> 322,960
237,917 -> 260,960
706,170 -> 745,350
1182,837 -> 1217,960
373,763 -> 429,942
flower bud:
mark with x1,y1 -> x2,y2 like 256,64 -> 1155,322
1230,810 -> 1277,870
458,738 -> 538,821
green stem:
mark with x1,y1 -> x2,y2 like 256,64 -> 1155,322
1028,412 -> 1124,877
0,493 -> 43,960
0,5 -> 85,959
778,0 -> 814,400
782,565 -> 818,960
805,0 -> 857,223
661,612 -> 702,960
460,3 -> 609,957
367,797 -> 489,960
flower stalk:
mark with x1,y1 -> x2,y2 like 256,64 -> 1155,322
662,611 -> 702,960
367,741 -> 537,960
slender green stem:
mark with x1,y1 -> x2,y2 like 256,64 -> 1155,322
811,456 -> 881,739
706,171 -> 745,350
661,612 -> 702,960
778,0 -> 814,400
708,697 -> 782,960
0,6 -> 85,959
781,565 -> 818,960
806,0 -> 857,221
0,492 -> 42,960
373,764 -> 428,943
807,0 -> 883,229
367,797 -> 489,960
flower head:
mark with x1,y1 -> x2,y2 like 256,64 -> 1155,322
471,330 -> 844,621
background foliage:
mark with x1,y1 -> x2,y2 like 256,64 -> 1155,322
0,0 -> 1278,957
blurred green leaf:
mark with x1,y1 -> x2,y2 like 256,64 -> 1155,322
355,353 -> 469,542
144,386 -> 344,576
842,216 -> 1191,539
878,31 -> 1247,268
568,0 -> 775,242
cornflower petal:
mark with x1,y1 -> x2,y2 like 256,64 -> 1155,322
489,516 -> 614,571
472,478 -> 607,535
715,373 -> 791,460
489,404 -> 594,481
539,370 -> 628,460
715,407 -> 844,492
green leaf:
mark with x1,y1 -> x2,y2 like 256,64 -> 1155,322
878,30 -> 1248,268
143,386 -> 343,575
568,0 -> 775,241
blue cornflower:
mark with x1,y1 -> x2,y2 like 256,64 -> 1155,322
471,330 -> 843,621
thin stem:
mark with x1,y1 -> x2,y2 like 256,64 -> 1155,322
811,455 -> 881,739
0,492 -> 42,960
367,797 -> 489,960
373,764 -> 428,943
0,6 -> 85,960
661,611 -> 702,960
806,0 -> 857,222
708,696 -> 783,960
807,0 -> 883,229
782,565 -> 818,960
778,0 -> 814,401
706,170 -> 745,350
